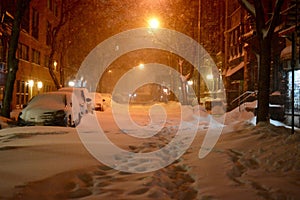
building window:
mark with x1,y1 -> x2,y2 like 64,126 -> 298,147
17,43 -> 29,61
31,8 -> 39,39
31,49 -> 40,65
228,25 -> 243,61
16,80 -> 29,107
46,21 -> 52,46
44,55 -> 50,67
47,0 -> 58,16
53,1 -> 58,16
0,39 -> 4,62
47,0 -> 53,11
21,6 -> 30,33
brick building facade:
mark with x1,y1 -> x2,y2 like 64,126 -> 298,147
0,0 -> 61,110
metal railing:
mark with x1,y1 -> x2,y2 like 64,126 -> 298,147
230,90 -> 257,111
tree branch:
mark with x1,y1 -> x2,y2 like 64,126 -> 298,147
238,0 -> 256,17
266,0 -> 284,38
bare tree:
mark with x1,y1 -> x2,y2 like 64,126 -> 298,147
238,0 -> 284,124
47,0 -> 82,89
179,59 -> 194,105
57,0 -> 198,96
1,0 -> 31,118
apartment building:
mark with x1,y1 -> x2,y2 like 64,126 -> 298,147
224,0 -> 295,108
223,0 -> 299,126
0,0 -> 61,110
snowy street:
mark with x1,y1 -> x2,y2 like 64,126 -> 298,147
0,102 -> 300,199
1,0 -> 299,199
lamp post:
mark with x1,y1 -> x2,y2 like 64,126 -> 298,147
108,69 -> 112,93
197,0 -> 202,101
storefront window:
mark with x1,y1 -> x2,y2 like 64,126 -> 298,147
287,70 -> 300,112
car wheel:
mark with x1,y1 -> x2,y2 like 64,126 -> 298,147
74,113 -> 81,127
64,115 -> 72,127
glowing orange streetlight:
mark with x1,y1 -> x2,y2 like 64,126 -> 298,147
138,63 -> 145,70
148,18 -> 160,29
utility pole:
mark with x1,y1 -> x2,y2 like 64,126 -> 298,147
197,0 -> 201,102
291,0 -> 299,134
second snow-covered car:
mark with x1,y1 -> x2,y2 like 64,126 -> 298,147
89,92 -> 105,111
58,87 -> 90,115
18,92 -> 81,127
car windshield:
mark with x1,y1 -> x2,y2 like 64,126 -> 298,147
29,93 -> 67,106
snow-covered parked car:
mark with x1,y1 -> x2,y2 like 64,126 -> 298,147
101,93 -> 112,109
89,92 -> 105,111
58,87 -> 90,115
18,92 -> 81,127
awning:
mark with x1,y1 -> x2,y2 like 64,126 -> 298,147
280,45 -> 299,60
225,62 -> 244,77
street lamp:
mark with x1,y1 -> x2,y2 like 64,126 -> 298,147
206,74 -> 213,80
148,17 -> 160,29
138,63 -> 145,70
68,81 -> 75,87
37,81 -> 43,94
107,69 -> 113,93
28,80 -> 34,87
37,81 -> 43,89
53,61 -> 58,70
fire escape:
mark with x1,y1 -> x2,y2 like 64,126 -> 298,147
0,8 -> 14,108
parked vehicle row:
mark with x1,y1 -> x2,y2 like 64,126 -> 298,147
17,87 -> 108,127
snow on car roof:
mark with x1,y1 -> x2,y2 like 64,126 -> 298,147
26,92 -> 68,108
58,87 -> 88,92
